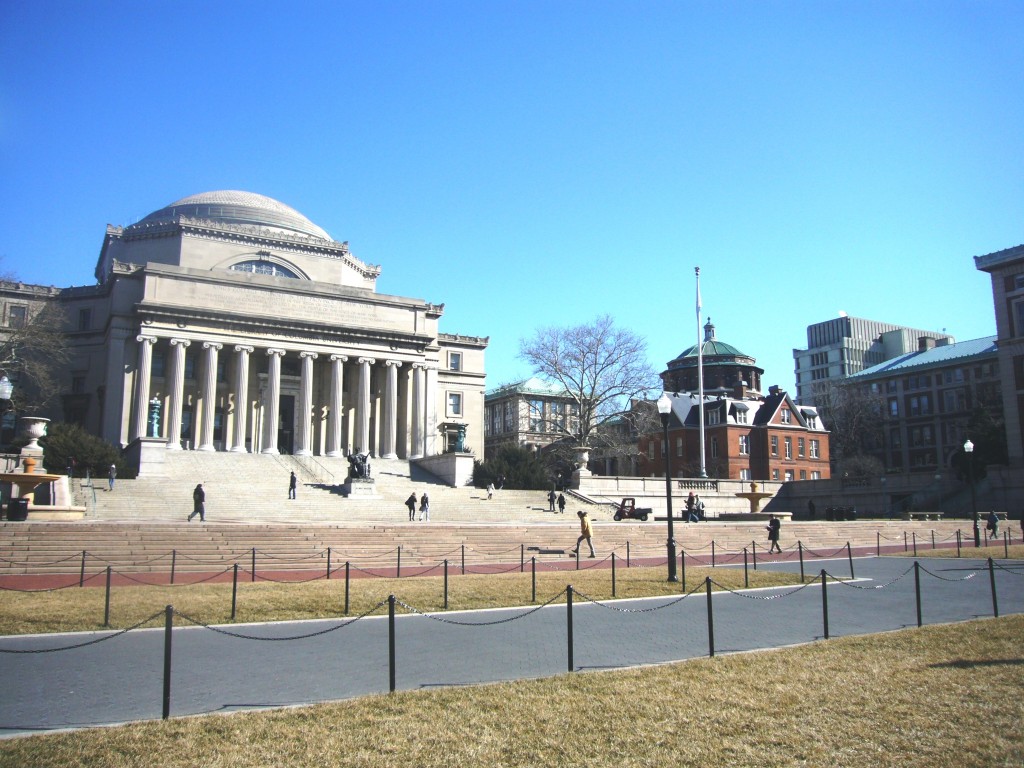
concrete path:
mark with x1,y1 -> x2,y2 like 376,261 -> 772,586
1,555 -> 1021,738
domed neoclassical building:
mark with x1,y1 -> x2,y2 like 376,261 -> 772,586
55,191 -> 488,465
661,318 -> 764,398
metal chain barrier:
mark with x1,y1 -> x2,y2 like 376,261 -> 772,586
708,576 -> 822,601
830,565 -> 914,589
573,581 -> 704,613
0,570 -> 106,592
0,610 -> 166,654
174,600 -> 389,641
992,561 -> 1024,577
915,564 -> 980,583
394,589 -> 567,627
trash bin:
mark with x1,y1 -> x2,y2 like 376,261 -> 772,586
6,498 -> 29,521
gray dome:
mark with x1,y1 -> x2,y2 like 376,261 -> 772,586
135,190 -> 332,240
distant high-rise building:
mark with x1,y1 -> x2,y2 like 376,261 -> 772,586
793,316 -> 954,405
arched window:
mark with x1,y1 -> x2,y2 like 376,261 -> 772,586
229,260 -> 300,279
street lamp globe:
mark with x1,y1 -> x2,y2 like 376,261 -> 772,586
0,376 -> 12,401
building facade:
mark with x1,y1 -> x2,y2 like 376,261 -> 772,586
483,377 -> 578,459
974,243 -> 1024,469
793,315 -> 954,405
846,336 -> 1001,473
29,191 -> 488,461
639,323 -> 830,481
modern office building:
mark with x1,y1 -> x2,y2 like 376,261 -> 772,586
794,316 -> 954,405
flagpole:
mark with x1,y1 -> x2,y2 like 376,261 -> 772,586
696,266 -> 707,478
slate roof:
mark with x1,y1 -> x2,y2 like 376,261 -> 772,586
848,336 -> 997,380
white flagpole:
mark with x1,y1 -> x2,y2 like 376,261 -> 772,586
696,266 -> 707,478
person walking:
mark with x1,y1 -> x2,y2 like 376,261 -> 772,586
405,493 -> 417,521
694,494 -> 706,521
570,510 -> 596,558
685,491 -> 696,521
547,490 -> 556,512
557,493 -> 566,514
419,493 -> 430,522
288,471 -> 297,500
107,464 -> 116,491
486,482 -> 494,500
986,510 -> 999,539
188,483 -> 206,522
766,514 -> 782,554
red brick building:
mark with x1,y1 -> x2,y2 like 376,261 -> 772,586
637,322 -> 831,481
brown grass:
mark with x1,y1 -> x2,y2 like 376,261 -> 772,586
886,543 -> 1024,560
0,564 -> 799,636
1,615 -> 1021,767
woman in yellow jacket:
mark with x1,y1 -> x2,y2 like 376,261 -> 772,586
571,510 -> 596,558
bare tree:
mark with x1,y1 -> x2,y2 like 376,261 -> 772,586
0,280 -> 69,414
812,379 -> 885,473
518,314 -> 659,448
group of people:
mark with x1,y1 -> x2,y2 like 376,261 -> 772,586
405,492 -> 430,522
684,492 -> 705,522
547,490 -> 567,513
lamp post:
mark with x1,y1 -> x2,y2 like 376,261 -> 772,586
0,374 -> 12,446
964,439 -> 979,547
657,393 -> 678,582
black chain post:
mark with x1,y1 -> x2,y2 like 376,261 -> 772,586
531,557 -> 536,603
231,563 -> 239,620
956,529 -> 962,558
847,542 -> 855,579
626,541 -> 630,568
751,541 -> 757,571
388,595 -> 396,692
681,550 -> 686,592
566,585 -> 574,672
711,540 -> 716,568
798,541 -> 805,583
162,605 -> 173,720
705,577 -> 715,657
914,561 -> 922,627
170,549 -> 176,585
103,565 -> 112,627
988,558 -> 999,618
820,570 -> 829,640
520,544 -> 524,573
743,547 -> 749,588
461,544 -> 465,575
876,532 -> 880,556
326,547 -> 331,580
345,562 -> 350,615
611,552 -> 616,598
444,559 -> 449,610
396,546 -> 401,579
912,532 -> 917,557
251,548 -> 256,582
79,550 -> 86,587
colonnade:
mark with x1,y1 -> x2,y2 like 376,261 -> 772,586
129,335 -> 437,459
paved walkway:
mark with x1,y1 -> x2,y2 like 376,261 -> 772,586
1,555 -> 1021,738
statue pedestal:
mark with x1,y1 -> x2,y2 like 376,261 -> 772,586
343,477 -> 378,498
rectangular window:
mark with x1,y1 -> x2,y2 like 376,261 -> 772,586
528,399 -> 543,431
781,409 -> 791,424
798,437 -> 805,457
810,439 -> 820,458
740,468 -> 751,481
7,305 -> 26,328
785,470 -> 794,482
784,437 -> 792,459
152,351 -> 166,378
800,470 -> 807,480
675,437 -> 683,457
738,435 -> 749,455
71,375 -> 86,394
708,409 -> 720,425
710,437 -> 718,458
447,392 -> 462,417
646,441 -> 654,460
185,353 -> 196,380
449,352 -> 462,372
770,436 -> 778,456
78,308 -> 91,331
736,410 -> 748,424
504,401 -> 514,431
889,399 -> 899,417
772,469 -> 780,480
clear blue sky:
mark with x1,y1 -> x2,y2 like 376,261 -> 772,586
1,1 -> 1021,393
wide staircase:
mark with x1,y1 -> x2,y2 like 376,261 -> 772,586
73,452 -> 583,526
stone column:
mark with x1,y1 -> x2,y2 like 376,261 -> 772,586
131,335 -> 158,442
326,354 -> 347,457
231,345 -> 254,452
261,349 -> 285,455
381,360 -> 401,459
355,357 -> 376,454
197,342 -> 223,451
424,364 -> 439,457
295,351 -> 318,456
409,363 -> 426,460
166,338 -> 191,450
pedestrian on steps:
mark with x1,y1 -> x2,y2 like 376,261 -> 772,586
419,493 -> 430,522
188,483 -> 206,522
288,471 -> 297,500
548,490 -> 556,511
405,493 -> 417,521
486,482 -> 494,500
557,493 -> 566,514
108,464 -> 116,491
570,510 -> 596,558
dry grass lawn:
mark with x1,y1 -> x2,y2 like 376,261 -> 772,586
1,615 -> 1021,767
886,543 -> 1024,560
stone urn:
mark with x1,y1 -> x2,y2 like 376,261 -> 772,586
19,416 -> 50,450
573,446 -> 590,470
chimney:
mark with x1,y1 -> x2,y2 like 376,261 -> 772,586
918,336 -> 936,351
